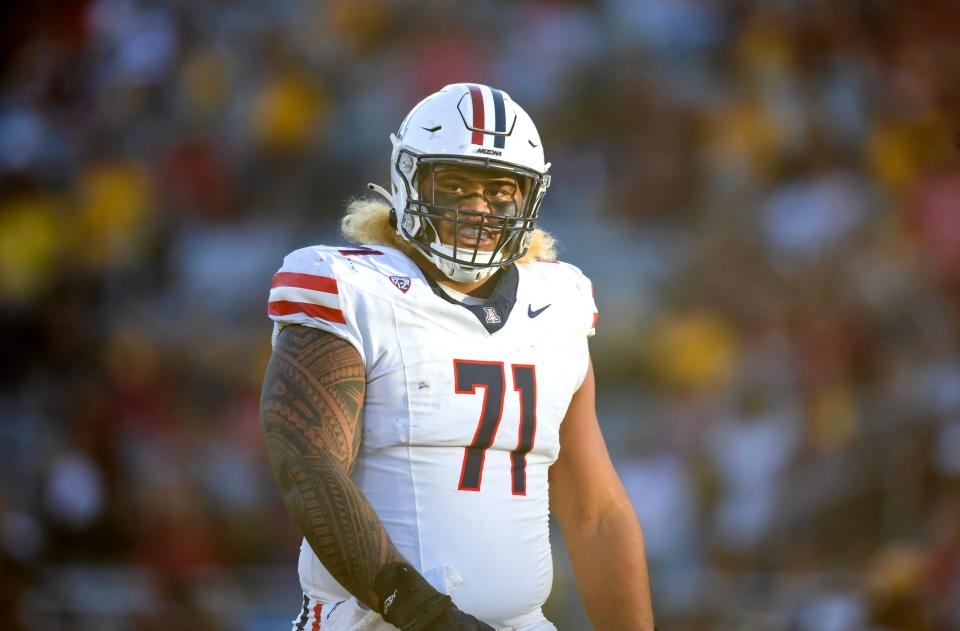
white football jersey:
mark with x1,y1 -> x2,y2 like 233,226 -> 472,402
267,244 -> 597,629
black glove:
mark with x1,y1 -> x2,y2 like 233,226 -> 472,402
374,562 -> 495,631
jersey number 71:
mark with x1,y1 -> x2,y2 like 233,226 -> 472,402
453,360 -> 536,496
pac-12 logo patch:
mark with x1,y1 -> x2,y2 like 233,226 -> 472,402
389,276 -> 411,293
483,306 -> 501,323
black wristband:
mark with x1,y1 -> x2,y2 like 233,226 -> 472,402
374,562 -> 452,631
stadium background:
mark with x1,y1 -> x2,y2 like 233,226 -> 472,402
1,1 -> 958,629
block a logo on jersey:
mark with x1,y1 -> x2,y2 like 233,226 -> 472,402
389,275 -> 411,293
483,306 -> 501,324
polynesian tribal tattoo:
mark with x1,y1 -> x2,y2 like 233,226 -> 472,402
260,324 -> 403,609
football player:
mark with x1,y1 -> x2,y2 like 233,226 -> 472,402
260,83 -> 655,630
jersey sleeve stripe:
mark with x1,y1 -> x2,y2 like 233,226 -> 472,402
269,286 -> 341,310
268,300 -> 346,325
272,272 -> 338,294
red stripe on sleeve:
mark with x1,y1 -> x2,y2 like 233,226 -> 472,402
468,85 -> 484,146
269,300 -> 346,325
311,603 -> 323,631
591,312 -> 598,329
272,272 -> 338,294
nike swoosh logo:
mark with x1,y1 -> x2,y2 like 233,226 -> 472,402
528,304 -> 551,318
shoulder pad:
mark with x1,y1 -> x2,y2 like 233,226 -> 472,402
527,260 -> 598,337
266,246 -> 366,359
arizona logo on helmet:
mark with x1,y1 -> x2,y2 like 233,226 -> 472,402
459,84 -> 514,149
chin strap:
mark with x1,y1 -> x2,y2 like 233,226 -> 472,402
367,182 -> 392,203
431,240 -> 501,283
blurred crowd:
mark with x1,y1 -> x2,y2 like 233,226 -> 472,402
1,0 -> 958,629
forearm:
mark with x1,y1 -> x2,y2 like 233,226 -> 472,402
260,325 -> 404,610
262,416 -> 404,608
563,505 -> 655,630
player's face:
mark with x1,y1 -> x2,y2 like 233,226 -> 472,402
419,165 -> 526,252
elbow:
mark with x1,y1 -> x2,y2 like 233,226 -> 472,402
565,498 -> 643,543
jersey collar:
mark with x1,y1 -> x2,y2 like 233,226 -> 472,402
423,264 -> 519,334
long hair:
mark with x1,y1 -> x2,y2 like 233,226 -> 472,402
340,198 -> 558,263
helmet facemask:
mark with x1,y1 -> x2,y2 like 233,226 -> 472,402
396,152 -> 549,283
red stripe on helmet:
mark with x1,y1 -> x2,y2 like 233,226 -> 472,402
468,84 -> 484,145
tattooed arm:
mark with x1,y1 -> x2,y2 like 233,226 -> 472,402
259,324 -> 405,609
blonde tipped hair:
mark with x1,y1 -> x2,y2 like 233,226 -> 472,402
340,198 -> 558,263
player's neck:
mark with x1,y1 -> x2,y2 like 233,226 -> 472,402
411,251 -> 499,299
438,276 -> 498,299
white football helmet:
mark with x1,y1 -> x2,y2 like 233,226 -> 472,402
382,83 -> 551,283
